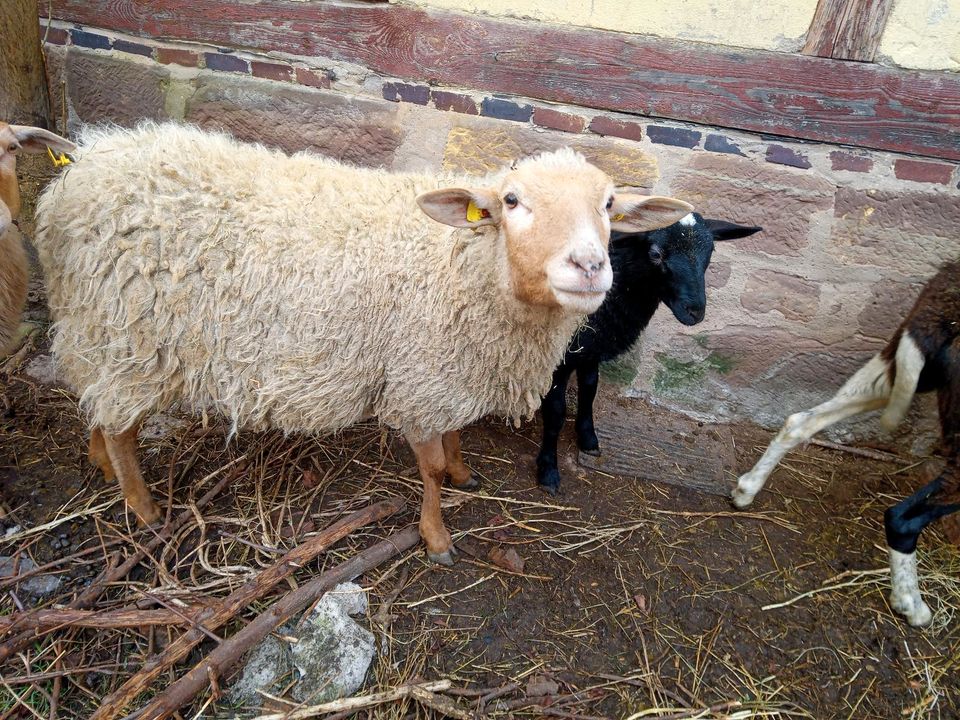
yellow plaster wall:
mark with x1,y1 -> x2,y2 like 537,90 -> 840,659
400,0 -> 819,52
878,0 -> 960,71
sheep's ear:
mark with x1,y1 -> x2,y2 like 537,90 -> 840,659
704,218 -> 762,241
416,187 -> 501,228
10,125 -> 77,155
609,193 -> 693,233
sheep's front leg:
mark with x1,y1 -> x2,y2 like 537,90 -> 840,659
101,426 -> 162,525
409,434 -> 457,565
442,430 -> 479,490
885,470 -> 960,626
732,355 -> 890,508
536,364 -> 574,495
574,361 -> 601,456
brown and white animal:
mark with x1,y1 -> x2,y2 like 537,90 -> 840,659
0,122 -> 75,355
733,259 -> 960,626
34,122 -> 692,564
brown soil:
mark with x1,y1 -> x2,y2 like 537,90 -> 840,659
1,158 -> 957,720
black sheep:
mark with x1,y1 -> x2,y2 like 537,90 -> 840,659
535,212 -> 762,494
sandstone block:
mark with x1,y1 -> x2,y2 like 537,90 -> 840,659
186,73 -> 403,167
740,269 -> 820,321
66,48 -> 169,126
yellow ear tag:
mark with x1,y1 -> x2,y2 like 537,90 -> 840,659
611,213 -> 625,222
47,147 -> 72,167
466,200 -> 490,223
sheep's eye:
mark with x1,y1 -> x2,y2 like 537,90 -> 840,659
606,196 -> 614,210
503,192 -> 519,209
8,143 -> 19,153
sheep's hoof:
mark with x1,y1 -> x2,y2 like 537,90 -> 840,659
538,480 -> 560,497
451,474 -> 480,491
427,547 -> 458,566
576,430 -> 600,455
730,487 -> 755,510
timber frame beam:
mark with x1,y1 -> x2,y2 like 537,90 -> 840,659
43,0 -> 960,160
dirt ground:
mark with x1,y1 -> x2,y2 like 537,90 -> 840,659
1,159 -> 958,719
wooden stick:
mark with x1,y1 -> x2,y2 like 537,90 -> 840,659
249,680 -> 456,720
809,438 -> 911,464
0,606 -> 206,634
94,499 -> 407,720
0,458 -> 247,662
127,526 -> 420,720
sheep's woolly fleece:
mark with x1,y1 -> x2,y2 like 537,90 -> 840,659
34,122 -> 589,441
0,224 -> 28,355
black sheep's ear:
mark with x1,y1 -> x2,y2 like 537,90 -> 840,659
704,219 -> 762,241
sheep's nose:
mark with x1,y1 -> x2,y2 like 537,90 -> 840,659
569,253 -> 606,279
687,305 -> 705,322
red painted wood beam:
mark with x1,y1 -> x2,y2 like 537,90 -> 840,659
44,0 -> 960,160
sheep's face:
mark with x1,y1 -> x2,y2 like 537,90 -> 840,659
417,149 -> 693,315
0,123 -> 76,220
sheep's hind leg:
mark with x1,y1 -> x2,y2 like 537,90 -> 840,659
88,428 -> 115,481
102,426 -> 162,526
574,361 -> 601,456
884,469 -> 960,626
410,434 -> 457,565
536,364 -> 574,495
732,355 -> 891,508
442,430 -> 478,490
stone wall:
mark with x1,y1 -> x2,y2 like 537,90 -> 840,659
42,23 -> 959,447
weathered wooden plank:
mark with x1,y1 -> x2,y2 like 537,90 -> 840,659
44,0 -> 960,160
833,0 -> 896,61
578,396 -> 737,497
804,0 -> 895,61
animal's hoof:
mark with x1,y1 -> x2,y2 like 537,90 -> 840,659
579,446 -> 601,457
730,488 -> 754,509
427,547 -> 458,566
137,502 -> 163,526
538,481 -> 560,497
452,474 -> 480,491
891,593 -> 933,627
576,432 -> 600,455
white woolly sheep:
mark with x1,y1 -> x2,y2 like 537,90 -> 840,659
733,259 -> 960,626
34,122 -> 692,563
0,122 -> 75,355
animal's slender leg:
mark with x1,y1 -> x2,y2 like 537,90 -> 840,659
574,360 -> 601,455
442,430 -> 478,490
536,364 -> 574,495
88,427 -> 115,481
102,426 -> 162,525
884,469 -> 960,626
409,433 -> 456,565
733,355 -> 891,508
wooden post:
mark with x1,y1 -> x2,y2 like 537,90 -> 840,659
0,0 -> 51,127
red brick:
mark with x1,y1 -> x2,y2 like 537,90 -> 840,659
251,60 -> 293,82
533,107 -> 585,133
830,151 -> 873,173
43,27 -> 69,46
894,158 -> 954,185
588,116 -> 643,142
156,47 -> 200,67
431,90 -> 476,115
295,67 -> 331,89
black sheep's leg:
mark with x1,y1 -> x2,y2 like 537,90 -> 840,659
575,360 -> 601,455
885,468 -> 960,626
537,364 -> 574,495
